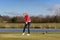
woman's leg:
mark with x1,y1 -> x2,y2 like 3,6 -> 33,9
23,23 -> 27,33
27,22 -> 30,34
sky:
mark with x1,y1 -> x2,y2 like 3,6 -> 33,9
0,0 -> 60,16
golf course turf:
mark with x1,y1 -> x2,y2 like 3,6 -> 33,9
0,32 -> 60,40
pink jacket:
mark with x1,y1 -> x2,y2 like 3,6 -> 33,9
24,15 -> 31,22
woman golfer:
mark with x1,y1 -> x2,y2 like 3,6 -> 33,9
22,13 -> 31,36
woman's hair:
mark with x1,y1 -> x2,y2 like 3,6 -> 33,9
23,13 -> 28,15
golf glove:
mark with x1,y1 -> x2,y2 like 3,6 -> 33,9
26,22 -> 28,24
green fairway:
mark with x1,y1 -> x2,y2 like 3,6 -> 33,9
0,32 -> 60,40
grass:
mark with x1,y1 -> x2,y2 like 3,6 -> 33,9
0,23 -> 60,28
0,32 -> 60,40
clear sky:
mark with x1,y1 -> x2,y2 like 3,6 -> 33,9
0,0 -> 60,16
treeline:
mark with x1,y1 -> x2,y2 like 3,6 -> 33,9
0,15 -> 60,23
